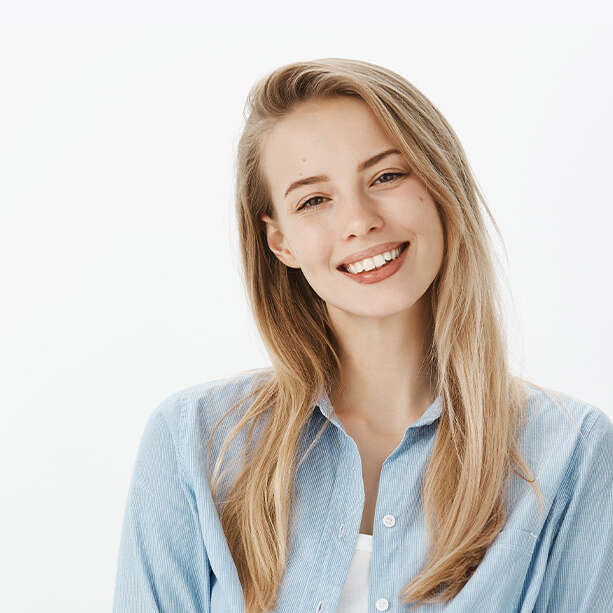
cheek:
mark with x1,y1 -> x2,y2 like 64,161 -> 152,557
289,224 -> 332,264
405,192 -> 442,232
421,204 -> 445,264
428,203 -> 445,245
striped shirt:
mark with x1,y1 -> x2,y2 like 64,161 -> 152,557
112,370 -> 613,612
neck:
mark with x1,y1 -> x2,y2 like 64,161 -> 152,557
327,294 -> 435,434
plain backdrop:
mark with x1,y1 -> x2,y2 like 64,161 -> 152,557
1,2 -> 612,611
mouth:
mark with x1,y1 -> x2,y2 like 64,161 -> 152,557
337,241 -> 410,273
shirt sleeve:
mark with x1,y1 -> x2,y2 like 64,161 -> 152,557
532,410 -> 613,612
112,405 -> 211,612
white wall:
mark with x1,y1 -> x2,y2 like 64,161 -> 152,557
1,3 -> 611,611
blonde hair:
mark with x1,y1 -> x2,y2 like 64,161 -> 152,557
205,58 -> 582,612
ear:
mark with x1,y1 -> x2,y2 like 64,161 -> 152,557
260,214 -> 301,269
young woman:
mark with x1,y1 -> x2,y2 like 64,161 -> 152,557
112,58 -> 613,613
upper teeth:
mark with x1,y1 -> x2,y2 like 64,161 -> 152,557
344,245 -> 404,274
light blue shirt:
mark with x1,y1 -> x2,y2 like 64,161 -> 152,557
112,370 -> 613,612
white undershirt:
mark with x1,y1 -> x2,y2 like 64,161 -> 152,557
337,533 -> 373,612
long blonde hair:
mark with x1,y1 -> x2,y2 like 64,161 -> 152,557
205,58 -> 581,612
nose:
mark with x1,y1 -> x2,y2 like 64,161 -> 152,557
339,191 -> 384,239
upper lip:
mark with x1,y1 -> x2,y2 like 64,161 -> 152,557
336,241 -> 408,269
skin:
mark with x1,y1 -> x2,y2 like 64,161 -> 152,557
260,96 -> 445,439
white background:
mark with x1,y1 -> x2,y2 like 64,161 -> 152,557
1,2 -> 612,611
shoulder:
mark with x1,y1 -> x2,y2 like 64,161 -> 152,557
146,368 -> 274,489
515,381 -> 612,500
521,381 -> 610,442
153,368 -> 271,432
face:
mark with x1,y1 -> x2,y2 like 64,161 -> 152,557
260,96 -> 444,319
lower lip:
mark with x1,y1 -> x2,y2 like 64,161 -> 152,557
337,242 -> 410,285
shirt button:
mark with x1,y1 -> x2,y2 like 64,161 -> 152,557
338,523 -> 344,538
375,597 -> 389,610
382,514 -> 396,527
316,600 -> 323,612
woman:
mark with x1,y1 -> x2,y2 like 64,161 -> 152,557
112,58 -> 613,612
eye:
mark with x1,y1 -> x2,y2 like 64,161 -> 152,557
296,172 -> 406,212
373,171 -> 406,185
297,195 -> 328,212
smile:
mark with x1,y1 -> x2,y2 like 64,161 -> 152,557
337,242 -> 410,285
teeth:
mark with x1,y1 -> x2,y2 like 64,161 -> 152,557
345,244 -> 404,274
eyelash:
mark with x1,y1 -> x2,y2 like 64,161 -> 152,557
296,172 -> 407,212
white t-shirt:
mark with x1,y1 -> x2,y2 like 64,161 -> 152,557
337,533 -> 373,612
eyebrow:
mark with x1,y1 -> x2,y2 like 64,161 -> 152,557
283,148 -> 403,198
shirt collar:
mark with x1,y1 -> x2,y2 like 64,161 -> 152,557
314,386 -> 443,433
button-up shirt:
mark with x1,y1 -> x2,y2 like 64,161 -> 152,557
112,370 -> 613,612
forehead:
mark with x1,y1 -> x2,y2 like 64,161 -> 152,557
260,97 -> 395,196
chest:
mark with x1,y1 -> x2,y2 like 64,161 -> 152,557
338,419 -> 403,536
